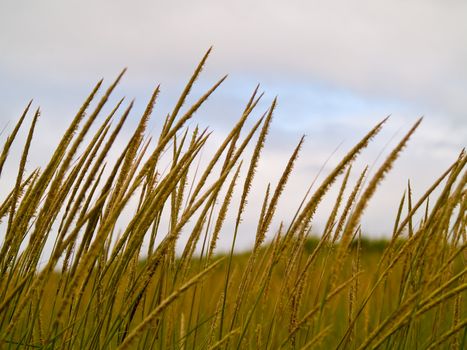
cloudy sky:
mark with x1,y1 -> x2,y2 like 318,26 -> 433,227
1,0 -> 466,250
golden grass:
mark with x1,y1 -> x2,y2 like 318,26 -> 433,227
0,49 -> 465,349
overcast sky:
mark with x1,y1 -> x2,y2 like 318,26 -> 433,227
1,0 -> 466,251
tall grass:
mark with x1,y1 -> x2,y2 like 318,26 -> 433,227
0,50 -> 465,349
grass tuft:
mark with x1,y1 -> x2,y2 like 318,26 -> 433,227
0,53 -> 465,349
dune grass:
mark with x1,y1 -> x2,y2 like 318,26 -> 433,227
0,50 -> 465,349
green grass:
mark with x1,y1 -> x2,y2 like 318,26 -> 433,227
0,49 -> 465,349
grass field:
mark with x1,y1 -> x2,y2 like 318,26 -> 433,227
0,51 -> 465,349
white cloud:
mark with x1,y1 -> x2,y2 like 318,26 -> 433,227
1,0 -> 466,119
0,0 -> 465,248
